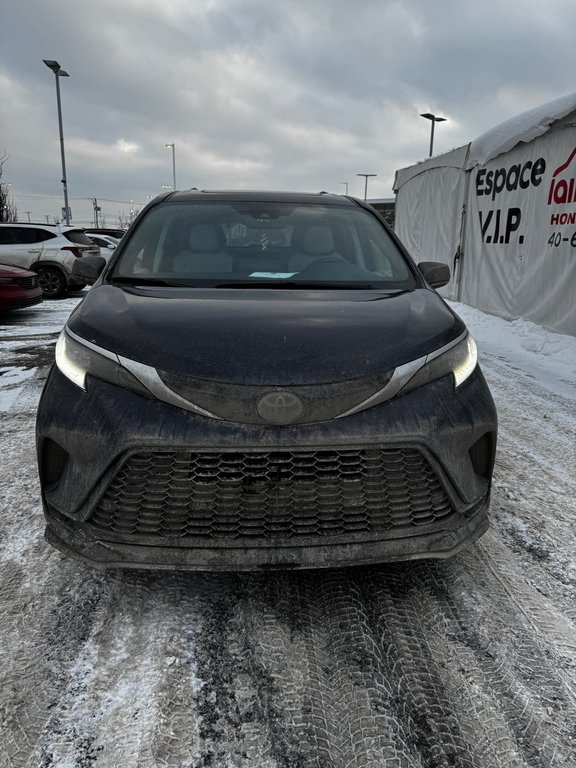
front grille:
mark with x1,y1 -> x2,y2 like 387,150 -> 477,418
16,275 -> 39,289
88,448 -> 454,541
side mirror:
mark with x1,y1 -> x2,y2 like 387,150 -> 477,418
418,261 -> 450,289
72,255 -> 107,284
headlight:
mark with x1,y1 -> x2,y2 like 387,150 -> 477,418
55,329 -> 150,395
400,333 -> 477,395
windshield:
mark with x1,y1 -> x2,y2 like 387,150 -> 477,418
110,200 -> 416,289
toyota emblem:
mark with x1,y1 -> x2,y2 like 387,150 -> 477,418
256,391 -> 304,424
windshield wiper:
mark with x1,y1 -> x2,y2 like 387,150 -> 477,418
110,276 -> 194,287
214,280 -> 375,290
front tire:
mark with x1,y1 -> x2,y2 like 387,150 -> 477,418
37,267 -> 67,298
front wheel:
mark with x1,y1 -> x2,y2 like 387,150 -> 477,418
37,267 -> 67,298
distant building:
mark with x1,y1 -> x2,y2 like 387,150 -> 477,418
367,198 -> 395,228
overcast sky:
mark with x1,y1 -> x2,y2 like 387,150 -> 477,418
2,0 -> 576,226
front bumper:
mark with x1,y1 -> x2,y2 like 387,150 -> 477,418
37,366 -> 497,571
0,286 -> 43,311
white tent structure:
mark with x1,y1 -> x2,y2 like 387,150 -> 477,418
393,92 -> 576,336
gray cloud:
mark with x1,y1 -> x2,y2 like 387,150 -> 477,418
2,0 -> 576,224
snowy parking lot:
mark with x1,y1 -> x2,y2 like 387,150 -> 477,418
1,294 -> 575,767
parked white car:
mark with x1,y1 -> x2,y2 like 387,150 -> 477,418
0,223 -> 101,297
84,233 -> 120,260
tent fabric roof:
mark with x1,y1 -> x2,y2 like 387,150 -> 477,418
393,145 -> 469,192
393,91 -> 576,192
466,90 -> 576,169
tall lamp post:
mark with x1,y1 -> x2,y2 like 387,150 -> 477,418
43,59 -> 71,225
356,173 -> 377,201
165,143 -> 176,191
339,181 -> 349,195
420,113 -> 447,157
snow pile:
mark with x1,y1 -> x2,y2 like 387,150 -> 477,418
466,90 -> 576,168
450,301 -> 576,400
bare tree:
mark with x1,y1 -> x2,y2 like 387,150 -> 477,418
116,211 -> 131,229
117,208 -> 141,228
0,151 -> 18,222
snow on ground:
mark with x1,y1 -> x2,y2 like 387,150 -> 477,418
451,301 -> 576,401
0,295 -> 575,767
0,296 -> 79,412
0,365 -> 37,413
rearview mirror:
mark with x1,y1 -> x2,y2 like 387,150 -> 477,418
418,261 -> 450,289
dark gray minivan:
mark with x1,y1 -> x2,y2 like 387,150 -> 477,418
36,190 -> 497,571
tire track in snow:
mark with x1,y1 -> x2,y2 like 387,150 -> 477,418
1,302 -> 576,766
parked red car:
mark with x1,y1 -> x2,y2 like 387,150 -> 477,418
0,263 -> 43,312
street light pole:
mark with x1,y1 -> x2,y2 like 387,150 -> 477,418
420,113 -> 447,157
165,143 -> 176,190
356,173 -> 377,201
92,198 -> 101,228
43,59 -> 71,225
340,181 -> 349,195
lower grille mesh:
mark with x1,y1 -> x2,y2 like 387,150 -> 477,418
89,448 -> 454,540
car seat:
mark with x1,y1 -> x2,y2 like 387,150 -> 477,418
172,223 -> 233,273
288,225 -> 345,272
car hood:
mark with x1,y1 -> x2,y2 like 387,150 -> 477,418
0,263 -> 36,278
68,284 -> 465,385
